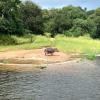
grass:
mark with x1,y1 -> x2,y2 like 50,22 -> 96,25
0,35 -> 100,59
55,35 -> 100,59
0,35 -> 52,51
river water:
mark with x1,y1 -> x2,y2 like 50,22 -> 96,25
0,59 -> 100,100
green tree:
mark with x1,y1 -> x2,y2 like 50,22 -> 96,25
0,0 -> 23,35
43,6 -> 87,36
64,18 -> 96,37
87,10 -> 95,16
61,6 -> 87,19
21,1 -> 43,34
88,8 -> 100,38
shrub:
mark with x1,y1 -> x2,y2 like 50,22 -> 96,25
0,35 -> 17,45
44,32 -> 51,38
64,27 -> 83,37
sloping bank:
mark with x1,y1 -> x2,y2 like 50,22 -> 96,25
0,49 -> 81,72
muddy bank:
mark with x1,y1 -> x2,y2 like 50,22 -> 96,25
0,49 -> 80,64
0,49 -> 81,72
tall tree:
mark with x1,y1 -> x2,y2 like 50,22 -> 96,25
21,1 -> 43,34
0,0 -> 23,35
88,8 -> 100,38
43,6 -> 87,36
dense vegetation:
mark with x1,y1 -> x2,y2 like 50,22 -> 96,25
0,0 -> 100,41
0,0 -> 100,38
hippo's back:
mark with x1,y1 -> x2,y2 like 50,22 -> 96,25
45,48 -> 55,53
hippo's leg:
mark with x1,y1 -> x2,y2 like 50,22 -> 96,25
51,53 -> 53,56
45,52 -> 47,56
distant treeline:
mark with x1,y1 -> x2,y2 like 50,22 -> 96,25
0,0 -> 100,38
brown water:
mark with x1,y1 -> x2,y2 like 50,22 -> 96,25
0,59 -> 100,100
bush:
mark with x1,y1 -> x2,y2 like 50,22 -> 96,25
64,27 -> 83,37
13,34 -> 36,44
44,32 -> 51,38
0,35 -> 17,45
24,34 -> 36,43
24,29 -> 32,35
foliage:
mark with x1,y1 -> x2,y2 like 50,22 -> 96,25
0,35 -> 17,45
0,0 -> 23,35
43,6 -> 86,36
21,1 -> 43,34
88,8 -> 100,38
87,10 -> 95,16
64,27 -> 83,37
0,0 -> 43,35
0,1 -> 100,39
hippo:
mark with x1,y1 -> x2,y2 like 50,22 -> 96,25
44,47 -> 59,56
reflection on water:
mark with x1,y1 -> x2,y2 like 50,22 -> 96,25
0,59 -> 100,100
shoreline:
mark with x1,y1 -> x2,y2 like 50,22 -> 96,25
0,49 -> 80,64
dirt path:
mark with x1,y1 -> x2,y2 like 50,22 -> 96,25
0,49 -> 76,64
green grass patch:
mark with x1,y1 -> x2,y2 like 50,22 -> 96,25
0,35 -> 51,51
54,35 -> 100,59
